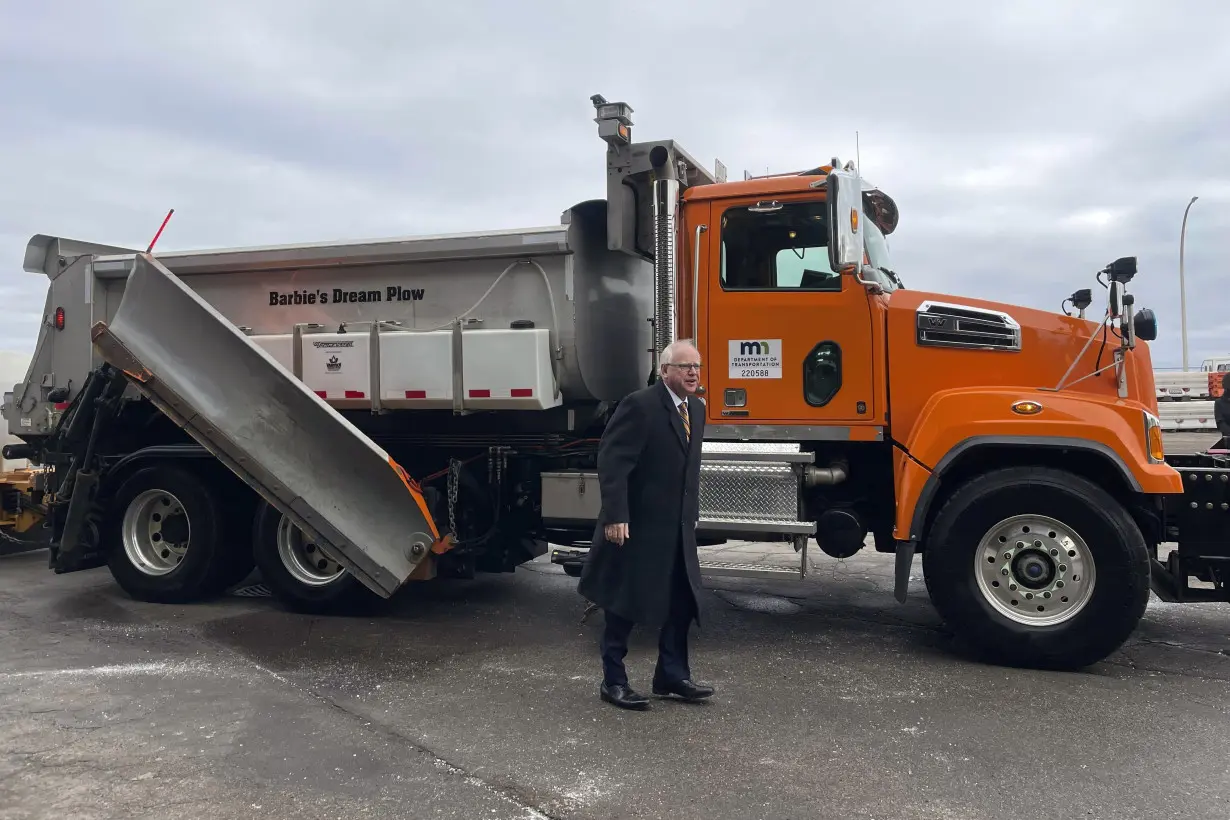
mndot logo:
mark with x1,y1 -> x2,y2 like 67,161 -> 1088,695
738,341 -> 772,356
728,339 -> 783,380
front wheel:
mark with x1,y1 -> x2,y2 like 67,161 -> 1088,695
922,466 -> 1150,670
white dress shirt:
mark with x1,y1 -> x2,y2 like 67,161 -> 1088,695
665,384 -> 688,413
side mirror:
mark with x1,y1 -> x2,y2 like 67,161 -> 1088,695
826,168 -> 864,273
1133,308 -> 1158,342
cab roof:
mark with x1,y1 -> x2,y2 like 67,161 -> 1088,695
683,166 -> 900,236
682,173 -> 830,202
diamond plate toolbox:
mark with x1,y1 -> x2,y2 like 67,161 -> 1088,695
699,461 -> 799,524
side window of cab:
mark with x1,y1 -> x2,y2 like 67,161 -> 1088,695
719,200 -> 842,292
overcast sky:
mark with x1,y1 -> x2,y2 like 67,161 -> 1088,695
2,0 -> 1227,369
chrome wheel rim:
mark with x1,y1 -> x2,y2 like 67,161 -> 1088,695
975,514 -> 1096,626
276,515 -> 346,586
122,489 -> 190,577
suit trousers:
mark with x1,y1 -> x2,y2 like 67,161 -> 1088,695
600,536 -> 696,687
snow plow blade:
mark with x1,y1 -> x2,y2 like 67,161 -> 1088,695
90,253 -> 440,598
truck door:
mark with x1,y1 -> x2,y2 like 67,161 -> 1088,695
703,196 -> 879,429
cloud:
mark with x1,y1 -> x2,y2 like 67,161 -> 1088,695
2,0 -> 1228,369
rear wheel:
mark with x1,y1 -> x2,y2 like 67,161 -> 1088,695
106,465 -> 243,603
922,466 -> 1149,670
251,501 -> 378,614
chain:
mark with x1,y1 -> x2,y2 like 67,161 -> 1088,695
0,487 -> 37,544
446,458 -> 460,538
0,518 -> 49,546
494,448 -> 503,506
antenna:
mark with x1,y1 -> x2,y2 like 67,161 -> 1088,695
856,131 -> 861,172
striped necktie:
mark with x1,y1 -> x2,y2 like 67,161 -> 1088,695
678,400 -> 690,441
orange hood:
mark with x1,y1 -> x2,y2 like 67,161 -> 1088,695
882,288 -> 1158,444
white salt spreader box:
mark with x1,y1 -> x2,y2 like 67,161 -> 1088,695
4,211 -> 658,603
250,325 -> 560,412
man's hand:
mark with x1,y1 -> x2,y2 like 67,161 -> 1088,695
604,523 -> 629,545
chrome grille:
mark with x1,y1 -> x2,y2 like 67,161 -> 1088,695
916,300 -> 1021,352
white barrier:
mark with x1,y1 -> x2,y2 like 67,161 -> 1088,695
1155,370 -> 1212,401
1157,399 -> 1219,431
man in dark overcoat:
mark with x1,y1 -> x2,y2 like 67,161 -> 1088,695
578,339 -> 714,710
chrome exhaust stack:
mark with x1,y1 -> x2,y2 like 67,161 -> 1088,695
591,94 -> 718,379
651,149 -> 681,367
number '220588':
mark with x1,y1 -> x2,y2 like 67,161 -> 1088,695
737,368 -> 772,378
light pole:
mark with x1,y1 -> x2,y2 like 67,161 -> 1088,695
1180,195 -> 1199,371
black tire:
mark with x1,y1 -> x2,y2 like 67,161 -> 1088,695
921,466 -> 1150,670
212,486 -> 259,592
213,546 -> 258,592
105,465 -> 240,603
250,500 -> 378,614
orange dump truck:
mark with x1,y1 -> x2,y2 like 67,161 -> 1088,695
3,95 -> 1225,670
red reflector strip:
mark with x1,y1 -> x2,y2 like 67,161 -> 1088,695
469,389 -> 491,398
315,390 -> 327,398
511,388 -> 533,397
404,390 -> 427,399
344,390 -> 365,399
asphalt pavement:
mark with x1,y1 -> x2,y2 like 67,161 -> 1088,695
2,429 -> 1226,819
3,535 -> 1230,820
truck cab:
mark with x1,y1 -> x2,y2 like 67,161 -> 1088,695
686,177 -> 894,433
588,96 -> 1209,669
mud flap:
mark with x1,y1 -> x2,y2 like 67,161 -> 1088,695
90,253 -> 440,598
894,541 -> 915,603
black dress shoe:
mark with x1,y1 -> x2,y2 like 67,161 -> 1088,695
600,682 -> 650,710
652,678 -> 714,701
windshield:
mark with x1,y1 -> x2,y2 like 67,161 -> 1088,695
861,217 -> 899,291
719,198 -> 899,293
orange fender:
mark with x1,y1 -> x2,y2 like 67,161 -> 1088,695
892,387 -> 1181,542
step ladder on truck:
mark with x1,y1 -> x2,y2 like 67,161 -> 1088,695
4,95 -> 1228,671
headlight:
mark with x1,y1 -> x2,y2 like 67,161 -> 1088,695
1143,410 -> 1165,463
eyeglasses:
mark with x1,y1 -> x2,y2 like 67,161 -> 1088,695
666,363 -> 703,372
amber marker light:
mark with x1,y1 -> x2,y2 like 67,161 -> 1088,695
1011,399 -> 1043,415
1143,411 -> 1166,463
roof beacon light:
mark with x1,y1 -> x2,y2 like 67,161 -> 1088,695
591,94 -> 633,147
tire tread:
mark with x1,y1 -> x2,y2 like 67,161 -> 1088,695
922,465 -> 1149,670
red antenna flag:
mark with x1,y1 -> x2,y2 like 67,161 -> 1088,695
146,208 -> 175,253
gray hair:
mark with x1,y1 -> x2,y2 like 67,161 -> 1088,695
660,338 -> 699,368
